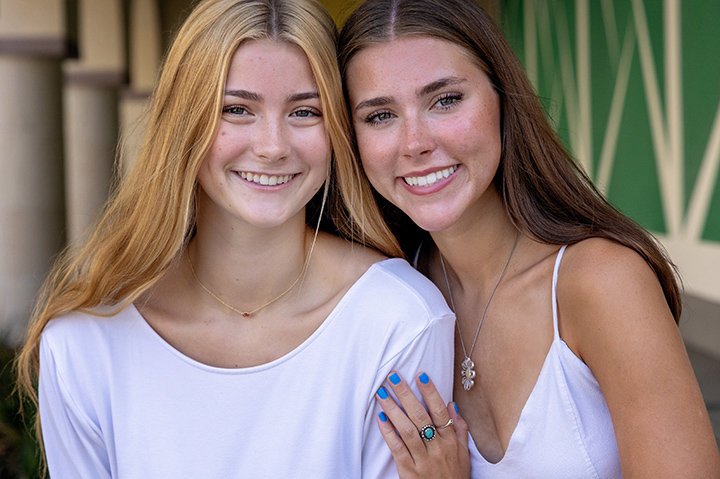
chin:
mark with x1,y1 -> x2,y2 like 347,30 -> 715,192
407,214 -> 458,233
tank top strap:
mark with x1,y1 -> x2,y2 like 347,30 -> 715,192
551,245 -> 568,339
412,240 -> 424,269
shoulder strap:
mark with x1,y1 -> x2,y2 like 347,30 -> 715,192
552,245 -> 568,338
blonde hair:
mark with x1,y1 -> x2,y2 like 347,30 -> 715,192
15,0 -> 397,459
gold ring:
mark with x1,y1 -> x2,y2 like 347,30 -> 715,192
437,418 -> 454,429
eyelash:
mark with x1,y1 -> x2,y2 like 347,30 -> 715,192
364,110 -> 394,126
434,93 -> 463,109
291,108 -> 322,118
223,105 -> 247,115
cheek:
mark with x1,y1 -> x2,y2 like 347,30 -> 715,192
359,151 -> 394,197
306,132 -> 331,169
355,128 -> 395,177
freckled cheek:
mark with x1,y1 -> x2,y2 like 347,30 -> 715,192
359,154 -> 395,196
300,133 -> 331,168
446,114 -> 500,155
359,144 -> 399,194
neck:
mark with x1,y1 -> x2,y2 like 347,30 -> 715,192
429,193 -> 520,293
189,209 -> 313,314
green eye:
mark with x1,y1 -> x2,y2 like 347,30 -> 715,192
292,108 -> 321,118
223,106 -> 246,115
435,94 -> 463,109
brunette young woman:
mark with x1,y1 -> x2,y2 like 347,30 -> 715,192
14,0 -> 456,476
338,0 -> 720,477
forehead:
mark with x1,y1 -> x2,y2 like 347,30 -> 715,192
226,40 -> 317,90
346,36 -> 482,97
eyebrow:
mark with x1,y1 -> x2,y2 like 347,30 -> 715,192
224,90 -> 319,103
354,96 -> 394,112
287,91 -> 320,102
225,89 -> 262,102
354,76 -> 467,112
416,76 -> 466,97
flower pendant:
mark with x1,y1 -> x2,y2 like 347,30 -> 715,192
460,357 -> 476,391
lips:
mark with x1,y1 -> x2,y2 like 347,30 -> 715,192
237,171 -> 296,186
403,165 -> 458,187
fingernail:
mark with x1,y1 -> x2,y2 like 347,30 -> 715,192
389,373 -> 400,385
378,412 -> 388,422
454,402 -> 459,415
377,387 -> 388,399
419,373 -> 429,384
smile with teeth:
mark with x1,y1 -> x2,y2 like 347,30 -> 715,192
403,165 -> 458,187
238,171 -> 296,186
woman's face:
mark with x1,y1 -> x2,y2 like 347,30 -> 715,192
347,36 -> 501,232
197,40 -> 329,230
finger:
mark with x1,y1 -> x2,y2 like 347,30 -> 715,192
386,372 -> 434,430
376,385 -> 427,451
415,372 -> 452,432
376,412 -> 416,471
448,402 -> 469,450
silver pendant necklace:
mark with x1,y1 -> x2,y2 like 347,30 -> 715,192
439,231 -> 520,391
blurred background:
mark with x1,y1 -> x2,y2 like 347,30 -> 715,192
0,0 -> 718,476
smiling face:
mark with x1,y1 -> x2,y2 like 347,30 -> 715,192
197,40 -> 330,230
347,36 -> 502,232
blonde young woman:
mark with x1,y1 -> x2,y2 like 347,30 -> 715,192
338,0 -> 720,477
15,0 -> 456,476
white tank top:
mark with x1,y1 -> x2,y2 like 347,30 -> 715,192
468,245 -> 623,478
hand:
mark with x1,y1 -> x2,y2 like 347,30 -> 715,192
376,372 -> 470,479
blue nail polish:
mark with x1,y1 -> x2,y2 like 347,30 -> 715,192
378,387 -> 388,399
379,412 -> 388,422
454,402 -> 459,415
419,373 -> 429,384
389,373 -> 401,385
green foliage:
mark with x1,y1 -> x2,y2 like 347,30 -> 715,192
0,343 -> 40,479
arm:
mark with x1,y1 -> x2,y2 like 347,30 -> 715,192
39,335 -> 112,478
560,239 -> 720,478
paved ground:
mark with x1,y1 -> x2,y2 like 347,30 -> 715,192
687,345 -> 720,449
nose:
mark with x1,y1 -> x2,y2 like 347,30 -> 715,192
253,117 -> 291,161
402,115 -> 436,158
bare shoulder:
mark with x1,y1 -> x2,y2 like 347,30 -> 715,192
314,231 -> 388,283
559,237 -> 664,306
556,237 -> 675,360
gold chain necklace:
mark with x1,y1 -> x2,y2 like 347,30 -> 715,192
440,230 -> 520,390
187,248 -> 310,318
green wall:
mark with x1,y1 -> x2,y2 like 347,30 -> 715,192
501,0 -> 720,241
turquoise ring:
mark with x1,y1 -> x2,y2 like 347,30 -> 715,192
419,424 -> 437,442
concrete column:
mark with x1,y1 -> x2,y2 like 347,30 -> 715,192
0,0 -> 69,344
63,84 -> 119,243
120,0 -> 163,175
0,56 -> 66,344
63,0 -> 126,243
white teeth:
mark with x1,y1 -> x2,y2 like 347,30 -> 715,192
238,172 -> 294,186
404,165 -> 458,187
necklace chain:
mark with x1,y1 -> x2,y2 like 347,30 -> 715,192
187,248 -> 310,318
440,230 -> 520,390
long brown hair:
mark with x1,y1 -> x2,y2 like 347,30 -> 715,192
338,0 -> 681,321
15,0 -> 378,459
